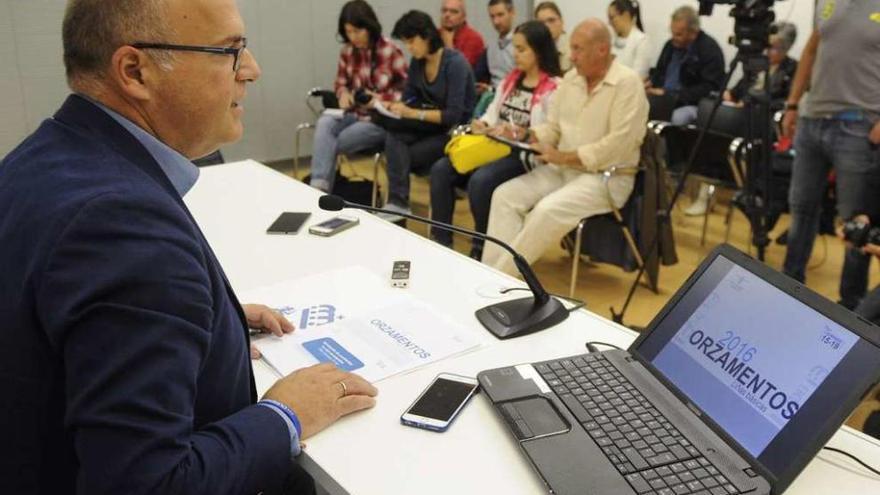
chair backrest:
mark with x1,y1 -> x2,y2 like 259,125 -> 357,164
696,97 -> 746,138
648,93 -> 676,122
192,150 -> 225,168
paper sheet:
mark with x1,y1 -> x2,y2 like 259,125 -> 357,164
241,266 -> 482,382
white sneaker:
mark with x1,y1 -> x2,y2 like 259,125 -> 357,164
684,184 -> 711,216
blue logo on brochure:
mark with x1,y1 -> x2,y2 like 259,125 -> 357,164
300,305 -> 339,328
302,338 -> 364,371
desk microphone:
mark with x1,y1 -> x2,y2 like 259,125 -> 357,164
318,194 -> 569,339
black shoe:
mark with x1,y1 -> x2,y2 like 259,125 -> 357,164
432,235 -> 453,249
775,230 -> 788,245
469,246 -> 483,261
865,411 -> 880,440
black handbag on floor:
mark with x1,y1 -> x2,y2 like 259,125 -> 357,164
304,171 -> 378,206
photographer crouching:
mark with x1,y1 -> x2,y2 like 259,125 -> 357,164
841,215 -> 880,326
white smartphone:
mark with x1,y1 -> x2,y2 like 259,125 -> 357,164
308,215 -> 359,237
400,373 -> 479,432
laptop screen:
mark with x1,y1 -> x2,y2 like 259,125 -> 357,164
635,254 -> 879,478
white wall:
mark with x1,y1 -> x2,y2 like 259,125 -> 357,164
0,0 -> 530,162
553,0 -> 815,76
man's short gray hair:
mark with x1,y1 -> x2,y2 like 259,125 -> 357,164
772,21 -> 797,53
671,5 -> 700,32
63,0 -> 175,86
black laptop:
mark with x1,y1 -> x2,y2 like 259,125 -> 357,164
479,245 -> 880,495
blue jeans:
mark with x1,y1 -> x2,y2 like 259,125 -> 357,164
384,130 -> 450,207
671,105 -> 698,126
310,113 -> 386,192
856,285 -> 880,326
429,154 -> 526,251
783,117 -> 880,307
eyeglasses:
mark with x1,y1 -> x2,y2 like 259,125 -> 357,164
131,37 -> 248,72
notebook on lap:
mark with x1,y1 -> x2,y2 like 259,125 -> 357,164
479,244 -> 880,495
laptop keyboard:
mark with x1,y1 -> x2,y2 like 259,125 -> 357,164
535,354 -> 741,495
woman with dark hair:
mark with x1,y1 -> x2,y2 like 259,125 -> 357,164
608,0 -> 651,80
429,21 -> 561,259
309,0 -> 408,193
534,1 -> 571,72
380,10 -> 476,217
724,22 -> 798,111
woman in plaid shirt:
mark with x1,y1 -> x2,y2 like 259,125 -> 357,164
310,0 -> 408,193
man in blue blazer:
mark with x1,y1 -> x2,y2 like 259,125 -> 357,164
0,1 -> 377,493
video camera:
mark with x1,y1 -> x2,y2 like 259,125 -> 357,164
698,0 -> 777,55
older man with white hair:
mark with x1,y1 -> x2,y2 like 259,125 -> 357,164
482,18 -> 649,276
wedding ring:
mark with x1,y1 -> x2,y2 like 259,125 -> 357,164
338,381 -> 348,398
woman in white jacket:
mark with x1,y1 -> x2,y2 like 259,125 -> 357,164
429,21 -> 561,260
608,0 -> 651,80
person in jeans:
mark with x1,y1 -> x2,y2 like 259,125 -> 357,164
723,22 -> 798,113
309,0 -> 408,193
781,0 -> 880,310
646,5 -> 725,126
383,10 -> 476,216
483,19 -> 648,275
430,20 -> 561,260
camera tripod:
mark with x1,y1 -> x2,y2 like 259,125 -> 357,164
611,49 -> 778,328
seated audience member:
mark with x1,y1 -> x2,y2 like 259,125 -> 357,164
475,0 -> 517,91
647,5 -> 725,126
724,22 -> 798,112
383,10 -> 477,216
430,20 -> 562,260
607,0 -> 651,80
0,0 -> 377,492
483,19 -> 649,275
534,1 -> 571,73
439,0 -> 485,69
310,0 -> 408,193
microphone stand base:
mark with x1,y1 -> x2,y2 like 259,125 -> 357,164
475,296 -> 569,339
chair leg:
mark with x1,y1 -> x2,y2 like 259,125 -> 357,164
724,203 -> 734,243
372,153 -> 382,207
293,123 -> 314,180
569,220 -> 587,299
700,184 -> 716,246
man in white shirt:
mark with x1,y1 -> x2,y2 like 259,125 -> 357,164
482,18 -> 649,275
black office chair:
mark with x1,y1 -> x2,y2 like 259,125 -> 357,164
192,150 -> 225,167
648,93 -> 676,123
655,98 -> 748,245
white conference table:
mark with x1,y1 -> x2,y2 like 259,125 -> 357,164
186,160 -> 880,495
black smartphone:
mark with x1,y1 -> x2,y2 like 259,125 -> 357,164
266,212 -> 311,235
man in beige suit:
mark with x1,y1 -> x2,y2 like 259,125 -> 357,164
483,18 -> 649,275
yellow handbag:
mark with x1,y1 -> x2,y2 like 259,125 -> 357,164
444,134 -> 511,174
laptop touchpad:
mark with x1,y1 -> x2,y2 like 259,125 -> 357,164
500,397 -> 570,441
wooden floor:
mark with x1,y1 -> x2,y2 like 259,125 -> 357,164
269,157 -> 880,434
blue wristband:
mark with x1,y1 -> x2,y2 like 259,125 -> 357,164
259,399 -> 303,437
257,400 -> 303,457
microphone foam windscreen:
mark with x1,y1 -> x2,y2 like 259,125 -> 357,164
318,195 -> 346,211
